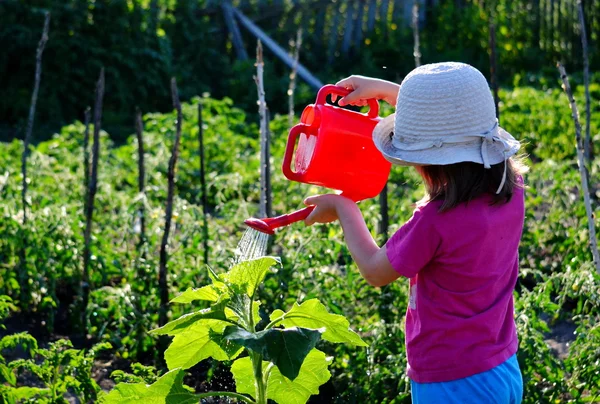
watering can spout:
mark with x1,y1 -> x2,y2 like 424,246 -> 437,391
244,206 -> 315,235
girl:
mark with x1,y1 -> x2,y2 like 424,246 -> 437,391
304,62 -> 525,403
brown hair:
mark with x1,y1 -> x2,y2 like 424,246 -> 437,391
416,157 -> 528,212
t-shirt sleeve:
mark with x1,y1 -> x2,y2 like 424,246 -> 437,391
385,204 -> 441,278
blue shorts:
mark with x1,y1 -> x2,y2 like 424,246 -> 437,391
411,354 -> 523,404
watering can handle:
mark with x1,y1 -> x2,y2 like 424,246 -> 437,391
282,123 -> 311,182
316,85 -> 380,119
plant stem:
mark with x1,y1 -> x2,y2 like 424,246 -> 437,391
264,316 -> 283,330
197,391 -> 255,403
251,352 -> 267,404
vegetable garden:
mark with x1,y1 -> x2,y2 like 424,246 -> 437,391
1,0 -> 600,403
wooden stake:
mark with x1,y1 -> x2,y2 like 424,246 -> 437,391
198,103 -> 209,266
378,184 -> 389,243
255,41 -> 272,219
82,68 -> 105,331
577,0 -> 592,161
83,107 -> 91,210
135,108 -> 147,251
22,11 -> 50,225
19,12 -> 50,306
341,0 -> 356,56
412,1 -> 421,68
159,78 -> 183,326
328,3 -> 342,65
489,21 -> 500,121
367,0 -> 377,32
222,0 -> 248,61
558,63 -> 600,274
288,29 -> 303,129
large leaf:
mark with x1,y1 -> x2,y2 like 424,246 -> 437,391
164,320 -> 242,370
150,302 -> 228,336
225,257 -> 279,298
102,368 -> 197,404
224,326 -> 322,380
231,349 -> 332,404
230,357 -> 255,399
269,299 -> 367,347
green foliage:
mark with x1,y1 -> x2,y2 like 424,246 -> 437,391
102,368 -> 197,404
110,256 -> 366,403
3,0 -> 599,143
7,339 -> 112,404
1,85 -> 599,402
0,295 -> 111,404
230,349 -> 333,404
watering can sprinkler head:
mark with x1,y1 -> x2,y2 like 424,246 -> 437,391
244,206 -> 315,235
244,217 -> 275,235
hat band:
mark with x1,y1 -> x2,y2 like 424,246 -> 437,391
391,121 -> 510,194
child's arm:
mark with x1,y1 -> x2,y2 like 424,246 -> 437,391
304,194 -> 401,287
335,76 -> 400,107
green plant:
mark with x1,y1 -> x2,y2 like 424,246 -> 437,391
0,295 -> 112,403
6,339 -> 111,404
103,256 -> 367,403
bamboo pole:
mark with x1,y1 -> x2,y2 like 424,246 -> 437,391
288,29 -> 303,129
198,103 -> 209,266
82,68 -> 105,331
255,41 -> 272,219
135,108 -> 147,251
577,0 -> 592,161
557,63 -> 600,274
159,78 -> 183,326
19,12 -> 50,306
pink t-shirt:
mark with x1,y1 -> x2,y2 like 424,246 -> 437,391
385,185 -> 524,383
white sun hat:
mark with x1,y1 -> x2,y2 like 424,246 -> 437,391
372,62 -> 520,193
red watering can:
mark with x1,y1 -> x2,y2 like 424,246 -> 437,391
245,85 -> 391,235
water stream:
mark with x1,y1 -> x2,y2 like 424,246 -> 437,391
234,228 -> 270,263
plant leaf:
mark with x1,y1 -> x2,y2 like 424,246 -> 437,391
231,350 -> 333,404
102,368 -> 197,404
267,349 -> 332,404
269,299 -> 367,347
0,363 -> 16,386
164,320 -> 242,370
150,301 -> 228,336
9,386 -> 50,401
225,257 -> 279,298
170,285 -> 223,303
230,357 -> 255,398
224,326 -> 322,380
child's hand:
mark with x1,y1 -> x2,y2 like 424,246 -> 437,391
335,75 -> 400,107
303,194 -> 351,226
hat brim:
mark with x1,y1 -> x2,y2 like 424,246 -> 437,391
372,114 -> 520,167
